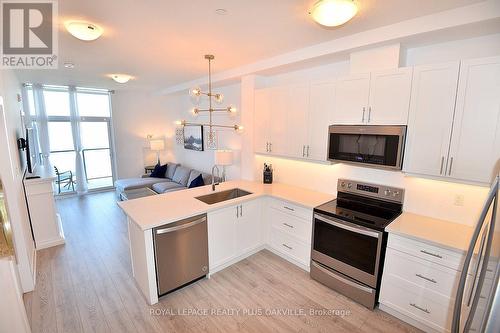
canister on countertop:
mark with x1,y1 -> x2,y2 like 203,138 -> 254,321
263,164 -> 273,184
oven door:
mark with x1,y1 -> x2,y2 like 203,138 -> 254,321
311,213 -> 383,288
327,125 -> 406,170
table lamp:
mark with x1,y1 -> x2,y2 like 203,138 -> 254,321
215,150 -> 233,182
150,139 -> 165,165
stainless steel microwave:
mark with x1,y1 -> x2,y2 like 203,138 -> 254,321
327,125 -> 406,170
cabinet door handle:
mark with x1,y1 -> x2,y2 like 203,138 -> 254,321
368,106 -> 372,122
448,157 -> 454,176
440,156 -> 445,175
282,243 -> 293,250
306,145 -> 310,157
269,142 -> 272,152
410,303 -> 430,314
415,273 -> 437,284
240,205 -> 243,217
236,206 -> 239,218
266,142 -> 269,152
420,249 -> 442,259
283,223 -> 294,229
362,107 -> 366,122
302,145 -> 305,157
284,206 -> 295,212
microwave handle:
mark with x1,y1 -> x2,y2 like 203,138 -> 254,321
314,214 -> 380,238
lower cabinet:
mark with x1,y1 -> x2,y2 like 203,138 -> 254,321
207,199 -> 262,272
380,233 -> 467,333
265,199 -> 313,268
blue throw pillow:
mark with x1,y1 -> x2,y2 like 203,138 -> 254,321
188,174 -> 204,188
150,163 -> 168,178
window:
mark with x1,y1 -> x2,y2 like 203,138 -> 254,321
24,84 -> 115,193
43,90 -> 70,116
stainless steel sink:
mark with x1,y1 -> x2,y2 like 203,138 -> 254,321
195,188 -> 252,205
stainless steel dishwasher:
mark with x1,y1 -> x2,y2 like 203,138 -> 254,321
153,214 -> 209,296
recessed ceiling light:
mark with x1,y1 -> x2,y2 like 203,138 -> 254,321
309,0 -> 358,27
65,21 -> 103,41
110,74 -> 133,84
215,8 -> 228,15
63,62 -> 74,69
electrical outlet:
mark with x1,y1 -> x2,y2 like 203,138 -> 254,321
454,194 -> 465,206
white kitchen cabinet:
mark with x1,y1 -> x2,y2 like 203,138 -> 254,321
208,205 -> 237,269
447,56 -> 500,183
254,89 -> 271,154
333,73 -> 370,124
307,82 -> 335,160
254,87 -> 288,155
368,67 -> 412,124
235,199 -> 262,256
268,86 -> 288,156
208,199 -> 262,272
404,56 -> 500,184
404,62 -> 460,177
286,84 -> 309,158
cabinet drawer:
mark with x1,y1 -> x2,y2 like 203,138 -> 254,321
384,248 -> 461,298
268,199 -> 312,222
270,208 -> 312,244
270,227 -> 310,266
387,234 -> 465,271
380,274 -> 453,332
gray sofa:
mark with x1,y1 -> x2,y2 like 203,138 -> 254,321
115,163 -> 214,198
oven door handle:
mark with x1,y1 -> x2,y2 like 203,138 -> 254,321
314,214 -> 380,238
311,261 -> 373,294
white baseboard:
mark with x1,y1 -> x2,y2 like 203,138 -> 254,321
209,245 -> 266,275
35,238 -> 65,250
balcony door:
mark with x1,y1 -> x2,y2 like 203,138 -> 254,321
27,86 -> 115,194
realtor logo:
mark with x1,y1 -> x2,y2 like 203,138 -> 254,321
1,0 -> 58,68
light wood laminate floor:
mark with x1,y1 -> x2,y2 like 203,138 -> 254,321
24,191 -> 421,333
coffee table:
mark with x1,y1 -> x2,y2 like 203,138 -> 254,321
121,187 -> 157,201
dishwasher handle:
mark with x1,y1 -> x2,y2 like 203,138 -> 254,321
155,216 -> 207,235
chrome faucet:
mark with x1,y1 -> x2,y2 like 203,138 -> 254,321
211,165 -> 220,191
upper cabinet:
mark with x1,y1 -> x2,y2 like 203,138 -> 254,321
332,68 -> 412,125
368,68 -> 413,124
254,89 -> 270,155
403,62 -> 459,177
333,73 -> 370,124
404,56 -> 500,184
447,56 -> 500,183
308,82 -> 335,160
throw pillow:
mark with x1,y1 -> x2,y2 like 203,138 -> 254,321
150,163 -> 168,178
188,174 -> 204,188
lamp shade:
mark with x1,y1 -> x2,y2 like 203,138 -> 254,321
215,150 -> 233,166
149,139 -> 165,151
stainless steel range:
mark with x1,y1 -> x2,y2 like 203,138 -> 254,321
311,179 -> 404,309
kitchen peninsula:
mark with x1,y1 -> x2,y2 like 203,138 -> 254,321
118,180 -> 334,305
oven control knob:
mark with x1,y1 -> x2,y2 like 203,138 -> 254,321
392,191 -> 399,197
384,189 -> 391,196
341,182 -> 346,188
347,183 -> 352,189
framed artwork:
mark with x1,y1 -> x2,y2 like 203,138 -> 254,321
183,125 -> 204,151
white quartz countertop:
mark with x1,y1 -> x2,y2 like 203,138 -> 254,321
387,212 -> 475,253
118,180 -> 335,231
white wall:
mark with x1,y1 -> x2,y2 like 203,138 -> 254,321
0,70 -> 36,292
112,33 -> 500,226
112,83 -> 242,179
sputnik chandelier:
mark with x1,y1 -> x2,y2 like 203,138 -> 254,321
176,55 -> 243,145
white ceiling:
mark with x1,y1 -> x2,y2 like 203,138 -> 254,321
13,0 -> 484,91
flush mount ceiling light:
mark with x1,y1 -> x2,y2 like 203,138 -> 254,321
215,8 -> 228,15
176,55 -> 242,147
110,74 -> 133,83
65,21 -> 103,41
309,0 -> 358,27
